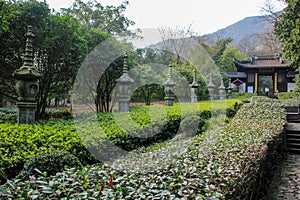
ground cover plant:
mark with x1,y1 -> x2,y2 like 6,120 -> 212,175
0,100 -> 241,184
0,121 -> 97,183
0,107 -> 17,124
0,97 -> 285,199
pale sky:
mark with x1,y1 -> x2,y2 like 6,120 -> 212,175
46,0 -> 285,35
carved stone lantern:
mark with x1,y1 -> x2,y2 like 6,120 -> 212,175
116,52 -> 134,112
227,78 -> 233,99
190,67 -> 199,103
164,65 -> 176,106
207,73 -> 215,100
13,25 -> 42,124
218,79 -> 226,100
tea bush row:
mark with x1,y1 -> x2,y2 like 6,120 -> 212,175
0,97 -> 285,199
0,102 -> 241,183
0,108 -> 17,124
0,121 -> 97,183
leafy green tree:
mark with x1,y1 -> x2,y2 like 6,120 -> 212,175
275,0 -> 300,68
74,35 -> 134,113
0,0 -> 50,103
219,44 -> 243,72
175,64 -> 209,100
130,65 -> 164,105
156,50 -> 177,65
0,0 -> 14,34
199,38 -> 244,88
35,14 -> 87,118
0,0 -> 136,115
131,48 -> 177,105
84,28 -> 110,53
275,0 -> 300,96
96,53 -> 131,112
207,38 -> 233,66
0,1 -> 87,118
61,0 -> 136,113
62,0 -> 135,36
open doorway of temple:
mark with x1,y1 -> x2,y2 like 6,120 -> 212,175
258,75 -> 273,96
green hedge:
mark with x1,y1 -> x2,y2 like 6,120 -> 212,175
18,150 -> 82,179
0,121 -> 97,183
45,109 -> 73,120
71,105 -> 209,161
0,97 -> 285,199
0,108 -> 72,124
0,107 -> 17,124
1,102 -> 239,183
278,92 -> 293,100
232,92 -> 257,99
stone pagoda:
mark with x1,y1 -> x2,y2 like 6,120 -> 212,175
164,64 -> 176,106
116,52 -> 134,112
190,67 -> 199,103
207,73 -> 215,100
13,25 -> 42,124
218,79 -> 226,100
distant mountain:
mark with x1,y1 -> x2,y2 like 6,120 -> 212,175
130,15 -> 273,50
202,15 -> 273,46
129,28 -> 163,49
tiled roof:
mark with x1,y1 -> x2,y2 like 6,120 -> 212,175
13,66 -> 42,79
233,54 -> 290,68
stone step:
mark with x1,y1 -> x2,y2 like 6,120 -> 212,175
285,106 -> 299,113
287,147 -> 300,152
285,123 -> 300,131
287,120 -> 300,123
286,113 -> 300,121
287,138 -> 300,142
285,121 -> 300,153
286,133 -> 300,138
287,143 -> 300,146
287,148 -> 300,153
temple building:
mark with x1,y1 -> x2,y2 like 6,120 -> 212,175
227,54 -> 296,95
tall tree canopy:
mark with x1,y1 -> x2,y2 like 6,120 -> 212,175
62,0 -> 135,36
0,0 -> 14,34
275,0 -> 300,68
0,0 -> 50,102
0,0 -> 135,116
199,38 -> 244,87
275,0 -> 300,96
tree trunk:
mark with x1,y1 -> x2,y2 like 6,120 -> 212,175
36,83 -> 50,120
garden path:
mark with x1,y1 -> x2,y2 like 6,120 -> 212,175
266,153 -> 300,200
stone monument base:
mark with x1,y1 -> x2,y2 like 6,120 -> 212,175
16,102 -> 37,125
164,97 -> 175,106
191,96 -> 198,103
118,96 -> 130,112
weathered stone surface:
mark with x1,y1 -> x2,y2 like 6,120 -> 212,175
270,153 -> 300,199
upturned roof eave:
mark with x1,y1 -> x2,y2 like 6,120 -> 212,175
233,58 -> 291,70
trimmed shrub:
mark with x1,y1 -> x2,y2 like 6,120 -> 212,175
226,102 -> 243,118
232,92 -> 257,99
278,92 -> 292,100
18,151 -> 82,179
0,98 -> 285,199
0,122 -> 97,183
199,110 -> 211,119
45,109 -> 72,120
0,107 -> 17,124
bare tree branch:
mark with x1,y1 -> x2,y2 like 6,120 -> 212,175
158,25 -> 200,65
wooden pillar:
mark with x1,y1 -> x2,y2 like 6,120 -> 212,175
255,73 -> 258,93
274,72 -> 278,92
